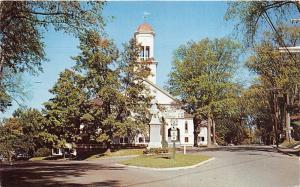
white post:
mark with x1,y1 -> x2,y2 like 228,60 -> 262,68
183,145 -> 186,155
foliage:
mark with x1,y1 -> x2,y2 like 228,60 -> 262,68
118,38 -> 152,139
43,33 -> 151,148
215,117 -> 247,145
0,108 -> 54,160
168,38 -> 241,145
0,118 -> 33,161
245,27 -> 300,145
34,147 -> 51,157
0,71 -> 27,112
44,69 -> 86,146
71,30 -> 121,146
225,1 -> 300,46
0,1 -> 105,112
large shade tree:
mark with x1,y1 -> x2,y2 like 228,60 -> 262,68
168,38 -> 241,146
0,1 -> 105,112
44,69 -> 86,148
0,108 -> 51,161
246,28 -> 300,146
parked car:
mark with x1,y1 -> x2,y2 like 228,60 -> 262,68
13,151 -> 30,161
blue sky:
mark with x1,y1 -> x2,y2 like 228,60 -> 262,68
1,1 -> 253,118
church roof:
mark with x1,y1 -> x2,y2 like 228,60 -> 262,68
144,79 -> 179,103
136,23 -> 154,33
184,112 -> 194,119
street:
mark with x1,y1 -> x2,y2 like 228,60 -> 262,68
0,147 -> 299,187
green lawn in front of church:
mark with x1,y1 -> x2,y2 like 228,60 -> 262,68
119,153 -> 210,168
86,148 -> 144,160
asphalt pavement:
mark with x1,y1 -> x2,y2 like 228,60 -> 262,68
0,146 -> 299,187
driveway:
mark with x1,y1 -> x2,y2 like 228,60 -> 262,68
0,147 -> 299,187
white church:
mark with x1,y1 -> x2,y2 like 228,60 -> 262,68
114,23 -> 208,147
52,23 -> 208,156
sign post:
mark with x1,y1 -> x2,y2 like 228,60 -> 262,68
171,119 -> 178,159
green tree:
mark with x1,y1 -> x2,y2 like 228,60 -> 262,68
0,1 -> 105,112
241,83 -> 274,145
0,118 -> 27,162
72,30 -> 121,149
118,38 -> 152,141
168,38 -> 241,146
44,69 -> 86,149
0,108 -> 50,161
246,34 -> 300,146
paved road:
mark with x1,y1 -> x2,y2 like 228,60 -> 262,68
0,147 -> 299,187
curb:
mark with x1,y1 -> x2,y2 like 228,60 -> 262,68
87,155 -> 140,161
116,157 -> 215,171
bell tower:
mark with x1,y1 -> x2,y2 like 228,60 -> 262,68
134,23 -> 158,84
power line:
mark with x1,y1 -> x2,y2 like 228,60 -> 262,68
262,11 -> 298,64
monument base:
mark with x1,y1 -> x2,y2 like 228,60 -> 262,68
147,142 -> 162,149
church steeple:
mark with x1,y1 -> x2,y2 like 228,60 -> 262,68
135,23 -> 157,84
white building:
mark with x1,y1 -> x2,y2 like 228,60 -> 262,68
131,23 -> 208,147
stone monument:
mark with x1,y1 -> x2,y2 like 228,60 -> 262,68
148,99 -> 162,148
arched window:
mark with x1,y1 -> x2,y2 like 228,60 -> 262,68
138,137 -> 143,143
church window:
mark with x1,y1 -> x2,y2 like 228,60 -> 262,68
185,121 -> 188,133
185,137 -> 189,142
140,47 -> 144,58
120,137 -> 124,143
124,137 -> 129,143
145,46 -> 150,58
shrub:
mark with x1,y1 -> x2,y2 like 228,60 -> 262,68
143,148 -> 169,155
34,148 -> 51,157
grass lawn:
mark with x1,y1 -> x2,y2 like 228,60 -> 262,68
119,153 -> 210,168
280,140 -> 300,149
29,157 -> 46,161
86,149 -> 144,160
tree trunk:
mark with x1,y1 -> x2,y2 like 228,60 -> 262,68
193,115 -> 200,147
212,118 -> 216,145
207,116 -> 212,147
8,151 -> 12,166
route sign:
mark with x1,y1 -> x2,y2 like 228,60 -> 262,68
171,129 -> 177,141
171,119 -> 178,127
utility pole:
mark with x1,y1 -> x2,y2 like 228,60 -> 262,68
273,92 -> 279,148
285,93 -> 292,143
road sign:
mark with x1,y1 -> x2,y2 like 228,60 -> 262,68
171,129 -> 177,141
163,110 -> 184,119
171,119 -> 178,127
